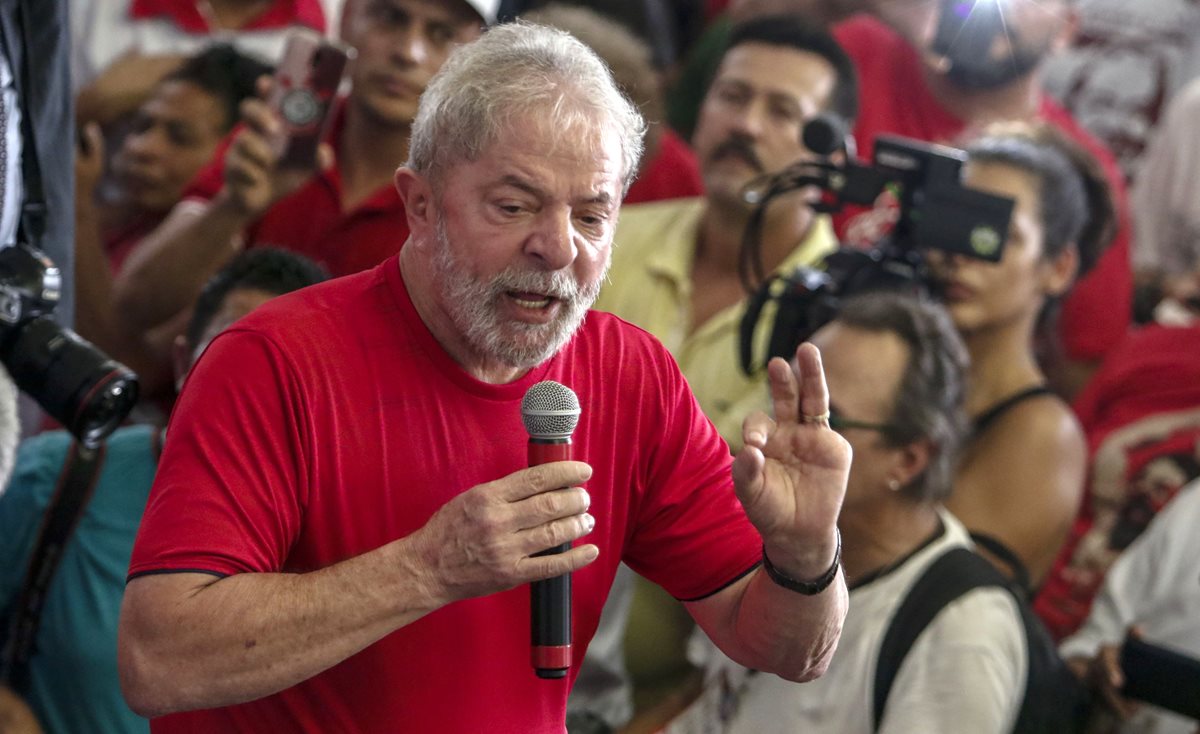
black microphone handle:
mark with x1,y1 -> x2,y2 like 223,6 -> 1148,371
529,438 -> 573,679
531,542 -> 572,679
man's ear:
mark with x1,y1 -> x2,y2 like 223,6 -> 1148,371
1042,242 -> 1080,298
394,166 -> 435,236
894,438 -> 933,489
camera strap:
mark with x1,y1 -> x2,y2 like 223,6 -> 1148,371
0,442 -> 106,692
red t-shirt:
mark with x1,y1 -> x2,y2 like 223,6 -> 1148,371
832,17 -> 1133,362
129,258 -> 761,732
624,128 -> 705,205
182,106 -> 409,277
128,0 -> 326,33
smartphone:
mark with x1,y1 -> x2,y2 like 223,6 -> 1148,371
1119,634 -> 1200,719
268,30 -> 355,169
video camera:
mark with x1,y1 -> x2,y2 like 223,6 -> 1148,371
0,244 -> 138,447
737,115 -> 1015,375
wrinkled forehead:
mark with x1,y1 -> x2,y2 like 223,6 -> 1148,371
436,102 -> 629,191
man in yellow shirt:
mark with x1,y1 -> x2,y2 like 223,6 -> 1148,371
585,15 -> 860,728
596,14 -> 858,448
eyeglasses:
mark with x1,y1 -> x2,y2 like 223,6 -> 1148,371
827,406 -> 896,435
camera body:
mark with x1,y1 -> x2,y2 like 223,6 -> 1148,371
0,244 -> 138,446
738,123 -> 1014,375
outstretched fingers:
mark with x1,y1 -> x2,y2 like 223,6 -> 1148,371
767,356 -> 801,425
794,343 -> 831,426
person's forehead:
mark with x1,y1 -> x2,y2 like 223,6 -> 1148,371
712,42 -> 836,100
814,324 -> 909,407
464,116 -> 624,193
362,0 -> 483,25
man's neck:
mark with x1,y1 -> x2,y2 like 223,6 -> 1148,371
398,248 -> 529,385
696,191 -> 816,275
840,501 -> 942,586
339,103 -> 414,211
922,69 -> 1043,127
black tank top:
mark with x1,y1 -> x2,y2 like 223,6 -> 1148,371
969,384 -> 1056,595
972,384 -> 1055,434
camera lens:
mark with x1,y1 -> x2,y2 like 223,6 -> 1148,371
0,316 -> 139,446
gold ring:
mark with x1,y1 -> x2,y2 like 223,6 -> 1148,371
801,411 -> 830,425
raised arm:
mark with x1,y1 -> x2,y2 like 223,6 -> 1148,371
118,462 -> 599,717
686,345 -> 850,681
113,89 -> 329,332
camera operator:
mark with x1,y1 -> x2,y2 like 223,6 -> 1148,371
733,0 -> 1134,399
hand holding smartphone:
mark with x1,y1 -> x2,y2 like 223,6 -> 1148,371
267,30 -> 355,170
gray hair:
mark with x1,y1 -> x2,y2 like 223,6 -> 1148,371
406,20 -> 646,193
835,292 -> 970,503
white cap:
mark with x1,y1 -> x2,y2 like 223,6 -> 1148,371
461,0 -> 500,24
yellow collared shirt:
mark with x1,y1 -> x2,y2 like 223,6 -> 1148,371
596,197 -> 836,449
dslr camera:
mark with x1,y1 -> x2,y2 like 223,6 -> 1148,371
737,115 -> 1015,375
0,243 -> 137,447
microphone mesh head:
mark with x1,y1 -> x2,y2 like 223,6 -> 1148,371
521,381 -> 581,440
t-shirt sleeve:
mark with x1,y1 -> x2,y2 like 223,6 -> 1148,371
880,587 -> 1026,734
128,329 -> 310,579
619,346 -> 761,602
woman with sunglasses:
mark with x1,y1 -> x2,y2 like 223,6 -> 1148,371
928,122 -> 1117,592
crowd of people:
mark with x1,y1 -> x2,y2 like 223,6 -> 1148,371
0,0 -> 1196,732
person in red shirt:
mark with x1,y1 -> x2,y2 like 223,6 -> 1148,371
117,22 -> 851,732
111,0 -> 496,345
74,46 -> 272,401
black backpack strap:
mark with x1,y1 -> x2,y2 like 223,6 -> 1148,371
0,441 -> 106,691
872,547 -> 1006,731
969,532 -> 1033,599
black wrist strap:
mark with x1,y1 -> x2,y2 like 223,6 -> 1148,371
0,441 -> 105,691
762,529 -> 842,596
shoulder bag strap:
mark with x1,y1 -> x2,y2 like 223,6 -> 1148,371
0,441 -> 106,691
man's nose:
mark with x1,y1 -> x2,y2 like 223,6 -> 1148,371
729,99 -> 766,140
123,128 -> 163,161
526,210 -> 577,270
393,25 -> 430,66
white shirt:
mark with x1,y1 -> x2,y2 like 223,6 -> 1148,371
1059,479 -> 1200,734
0,46 -> 23,248
671,512 -> 1027,734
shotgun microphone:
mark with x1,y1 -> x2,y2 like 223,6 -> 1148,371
520,380 -> 581,680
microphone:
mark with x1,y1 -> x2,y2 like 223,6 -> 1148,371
802,112 -> 855,159
520,380 -> 582,680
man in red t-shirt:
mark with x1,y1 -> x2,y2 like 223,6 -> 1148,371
112,0 -> 496,343
118,23 -> 851,733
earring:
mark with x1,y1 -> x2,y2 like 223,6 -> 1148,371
887,478 -> 901,491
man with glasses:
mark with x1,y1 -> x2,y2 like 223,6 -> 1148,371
673,291 -> 1032,733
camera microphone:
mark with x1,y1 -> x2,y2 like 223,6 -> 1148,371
802,113 -> 852,158
520,380 -> 581,680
